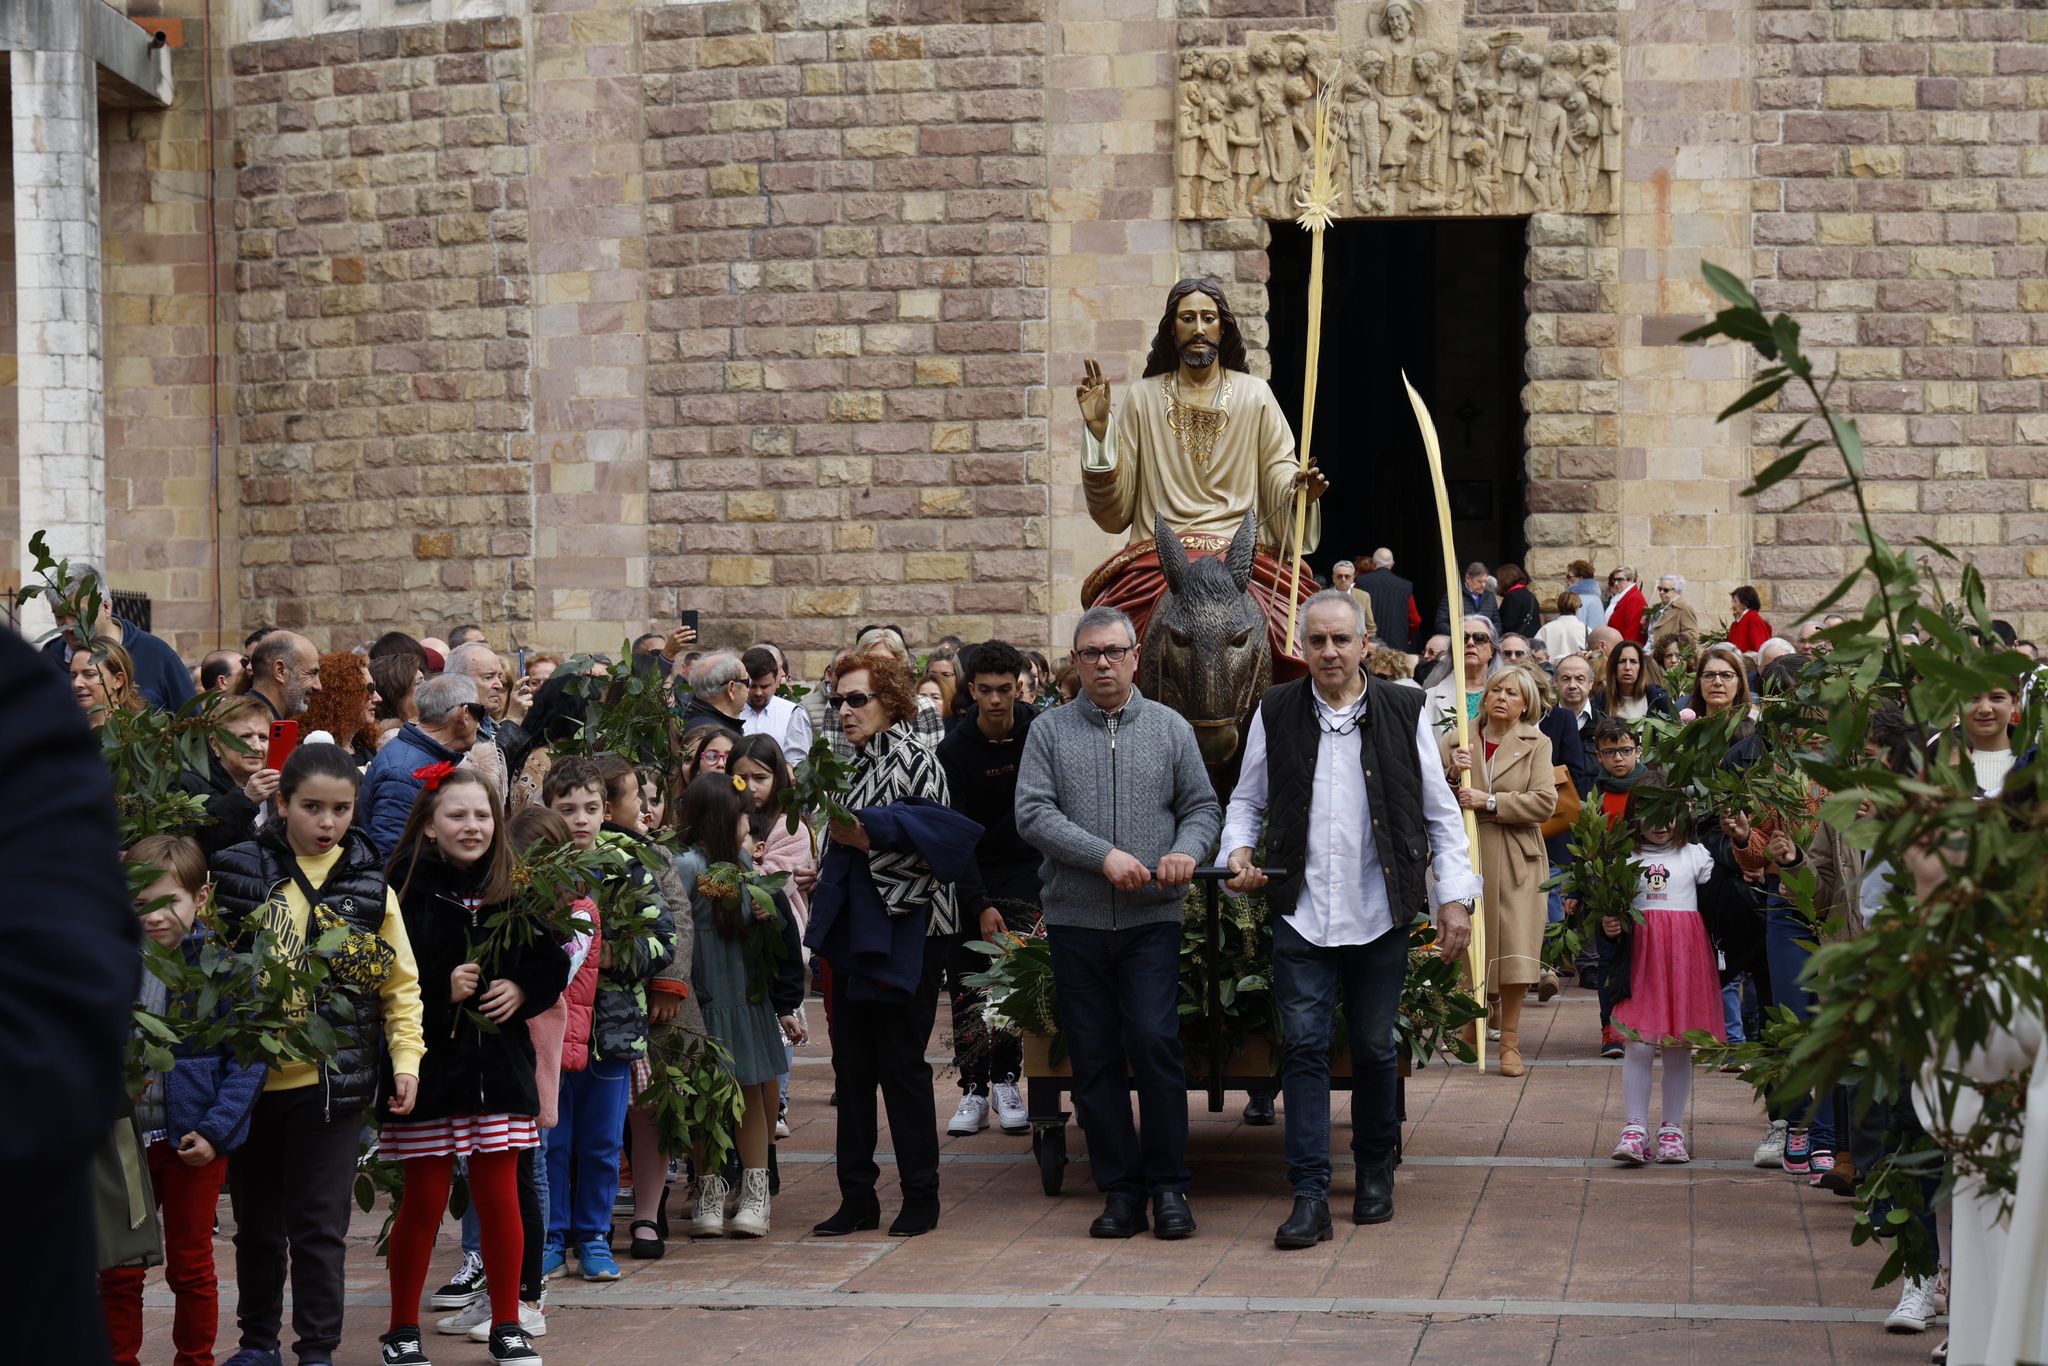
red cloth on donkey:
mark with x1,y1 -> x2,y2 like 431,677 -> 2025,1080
1082,530 -> 1314,684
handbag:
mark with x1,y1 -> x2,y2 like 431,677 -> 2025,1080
1539,764 -> 1582,840
92,1113 -> 163,1272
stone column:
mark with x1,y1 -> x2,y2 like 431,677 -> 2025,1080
10,45 -> 103,632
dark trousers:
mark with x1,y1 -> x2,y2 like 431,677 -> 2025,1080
1272,916 -> 1409,1199
12,1161 -> 108,1365
829,935 -> 945,1204
1048,920 -> 1190,1198
1847,1071 -> 1940,1243
944,899 -> 1041,1090
229,1086 -> 364,1363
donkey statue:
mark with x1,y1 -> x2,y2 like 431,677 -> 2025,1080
1139,510 -> 1273,793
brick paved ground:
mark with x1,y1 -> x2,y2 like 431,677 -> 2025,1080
142,983 -> 1938,1364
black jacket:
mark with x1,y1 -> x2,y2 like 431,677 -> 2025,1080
678,695 -> 744,740
387,851 -> 567,1122
1257,675 -> 1432,927
1357,567 -> 1415,652
176,750 -> 261,862
0,633 -> 138,1363
211,824 -> 394,1119
1497,583 -> 1541,641
1593,683 -> 1677,722
936,704 -> 1042,912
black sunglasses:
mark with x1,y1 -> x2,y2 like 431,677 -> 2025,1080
463,703 -> 490,722
826,691 -> 876,711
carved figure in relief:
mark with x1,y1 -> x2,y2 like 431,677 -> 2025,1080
1176,81 -> 1205,216
1417,51 -> 1454,206
1282,42 -> 1320,206
1581,37 -> 1622,211
1529,74 -> 1570,212
1563,89 -> 1597,212
1197,97 -> 1233,217
1377,0 -> 1419,96
1227,86 -> 1263,216
1342,68 -> 1387,215
1252,45 -> 1298,217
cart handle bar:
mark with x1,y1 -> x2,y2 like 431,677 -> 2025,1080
1189,865 -> 1290,882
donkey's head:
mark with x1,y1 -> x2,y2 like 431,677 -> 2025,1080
1140,510 -> 1272,771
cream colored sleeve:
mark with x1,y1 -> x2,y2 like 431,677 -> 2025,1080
1082,397 -> 1139,537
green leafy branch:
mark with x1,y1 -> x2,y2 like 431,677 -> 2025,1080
1542,804 -> 1644,970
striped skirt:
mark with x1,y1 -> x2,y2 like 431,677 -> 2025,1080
379,1112 -> 540,1160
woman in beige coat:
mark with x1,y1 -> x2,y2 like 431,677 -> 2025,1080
1443,665 -> 1558,1076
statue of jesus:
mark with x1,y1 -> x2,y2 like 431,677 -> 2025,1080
1074,278 -> 1327,667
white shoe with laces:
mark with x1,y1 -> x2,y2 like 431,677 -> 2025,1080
469,1296 -> 546,1341
729,1168 -> 771,1238
948,1090 -> 990,1136
690,1175 -> 730,1238
991,1076 -> 1029,1134
1885,1275 -> 1939,1334
435,1298 -> 492,1336
1752,1119 -> 1788,1168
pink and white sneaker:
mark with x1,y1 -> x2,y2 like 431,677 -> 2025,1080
1610,1125 -> 1648,1166
1654,1125 -> 1691,1164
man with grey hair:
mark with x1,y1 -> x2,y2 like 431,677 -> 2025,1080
245,630 -> 324,721
680,649 -> 748,738
1757,637 -> 1797,670
1647,573 -> 1698,650
1357,548 -> 1417,652
1432,560 -> 1500,637
1017,605 -> 1221,1242
361,672 -> 485,855
39,560 -> 195,710
1223,588 -> 1477,1243
1326,559 -> 1378,641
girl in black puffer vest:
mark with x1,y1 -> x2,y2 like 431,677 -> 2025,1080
206,743 -> 427,1366
380,766 -> 562,1364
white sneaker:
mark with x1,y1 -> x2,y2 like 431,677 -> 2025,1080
729,1168 -> 771,1238
990,1076 -> 1029,1134
690,1175 -> 729,1238
775,1097 -> 791,1139
948,1091 -> 990,1136
436,1297 -> 492,1336
469,1297 -> 548,1341
1886,1276 -> 1939,1334
1752,1119 -> 1788,1168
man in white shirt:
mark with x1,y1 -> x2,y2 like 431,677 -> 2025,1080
739,646 -> 814,767
1221,589 -> 1480,1248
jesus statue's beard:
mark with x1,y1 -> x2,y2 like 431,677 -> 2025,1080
1180,340 -> 1219,370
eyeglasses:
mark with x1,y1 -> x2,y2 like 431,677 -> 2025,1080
1597,746 -> 1638,758
826,691 -> 875,711
462,703 -> 490,722
1656,586 -> 1674,594
1462,634 -> 1491,646
1076,646 -> 1131,665
1698,669 -> 1740,683
1609,575 -> 1627,584
1501,648 -> 1528,659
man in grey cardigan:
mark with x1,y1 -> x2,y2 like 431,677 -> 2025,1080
1017,606 -> 1221,1241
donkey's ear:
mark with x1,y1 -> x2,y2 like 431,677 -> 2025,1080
1225,509 -> 1257,593
1155,515 -> 1189,598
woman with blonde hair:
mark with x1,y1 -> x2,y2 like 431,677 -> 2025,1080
1442,665 -> 1559,1077
68,635 -> 141,727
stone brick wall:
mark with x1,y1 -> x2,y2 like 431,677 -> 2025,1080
102,9 -> 236,656
640,0 -> 1050,664
1750,1 -> 2048,639
228,18 -> 534,646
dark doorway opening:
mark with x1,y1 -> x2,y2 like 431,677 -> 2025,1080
1265,217 -> 1529,641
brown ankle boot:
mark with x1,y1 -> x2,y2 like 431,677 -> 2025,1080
1496,994 -> 1526,1076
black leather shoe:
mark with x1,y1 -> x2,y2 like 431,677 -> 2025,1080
1150,1191 -> 1196,1240
888,1197 -> 940,1238
1274,1196 -> 1332,1250
1242,1092 -> 1277,1126
1353,1156 -> 1394,1225
1088,1195 -> 1148,1239
812,1199 -> 882,1236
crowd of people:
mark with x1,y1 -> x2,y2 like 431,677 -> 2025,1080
37,543 -> 2040,1366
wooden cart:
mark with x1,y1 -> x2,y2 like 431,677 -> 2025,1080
1015,866 -> 1405,1197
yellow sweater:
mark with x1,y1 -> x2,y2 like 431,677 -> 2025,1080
253,843 -> 426,1091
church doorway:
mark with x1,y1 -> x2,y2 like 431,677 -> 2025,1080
1265,217 -> 1530,640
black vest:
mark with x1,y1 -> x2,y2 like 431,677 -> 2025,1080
1258,675 -> 1432,927
1358,569 -> 1414,651
211,825 -> 392,1119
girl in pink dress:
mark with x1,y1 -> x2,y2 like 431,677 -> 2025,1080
1600,775 -> 1733,1166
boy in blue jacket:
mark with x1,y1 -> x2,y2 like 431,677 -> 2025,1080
100,835 -> 266,1366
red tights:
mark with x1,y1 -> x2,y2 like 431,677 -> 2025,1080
387,1150 -> 523,1331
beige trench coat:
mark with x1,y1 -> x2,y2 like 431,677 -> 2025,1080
1442,723 -> 1558,992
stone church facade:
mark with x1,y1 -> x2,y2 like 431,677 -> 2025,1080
4,0 -> 2045,662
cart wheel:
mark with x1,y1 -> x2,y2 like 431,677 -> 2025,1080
1033,1124 -> 1067,1196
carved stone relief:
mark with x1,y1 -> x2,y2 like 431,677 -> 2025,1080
1174,0 -> 1620,221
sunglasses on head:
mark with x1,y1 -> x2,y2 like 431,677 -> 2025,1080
827,690 -> 875,711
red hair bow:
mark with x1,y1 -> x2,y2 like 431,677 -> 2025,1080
412,761 -> 458,792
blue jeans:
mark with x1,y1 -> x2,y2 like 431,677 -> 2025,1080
1764,906 -> 1834,1148
1721,977 -> 1747,1045
545,1059 -> 632,1248
1048,921 -> 1189,1198
1272,915 -> 1408,1199
1546,866 -> 1565,925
